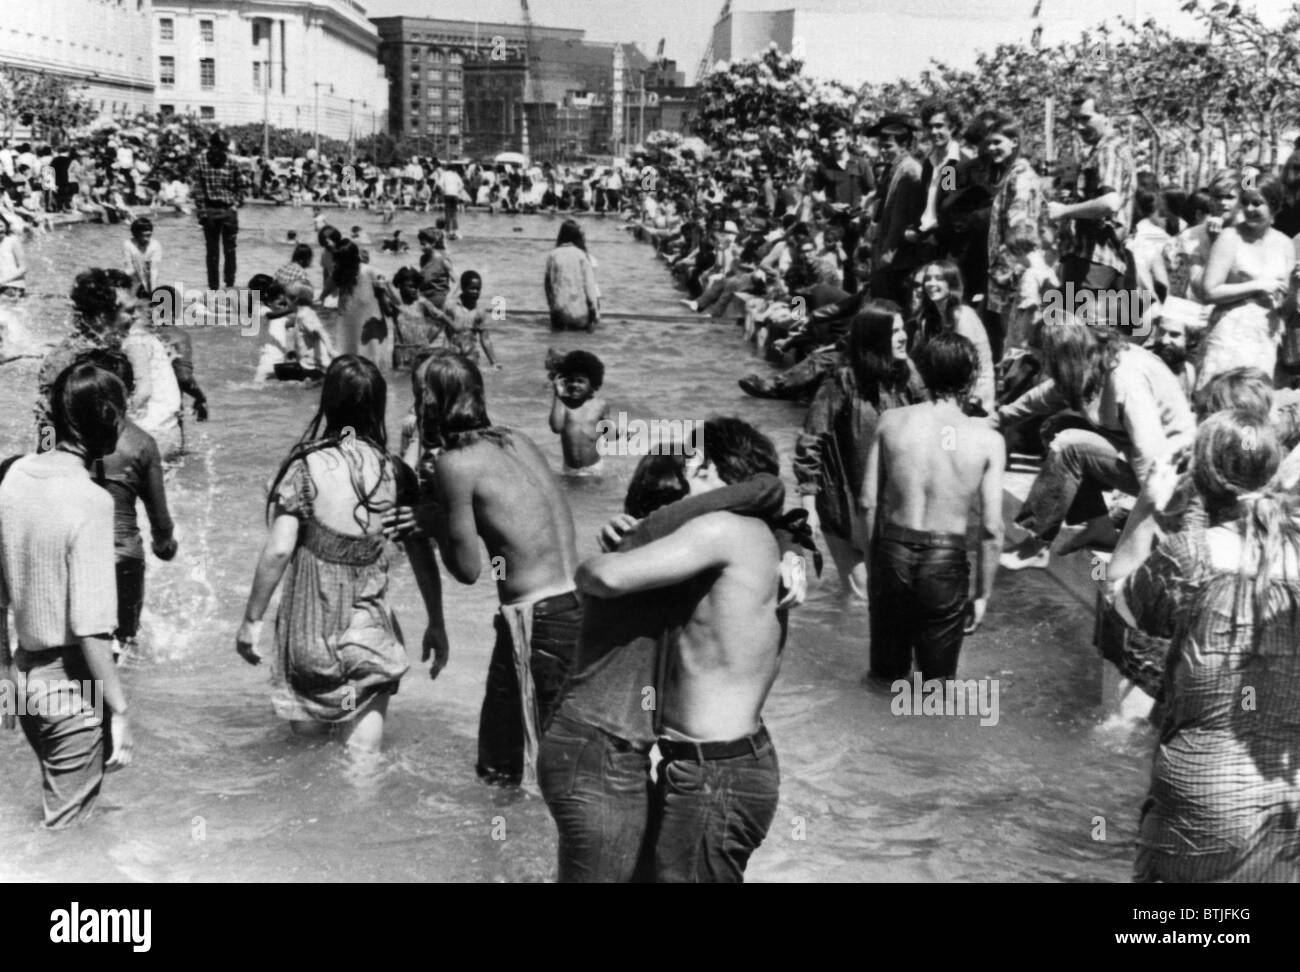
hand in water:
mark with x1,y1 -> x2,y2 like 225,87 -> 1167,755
106,712 -> 134,770
423,626 -> 450,680
964,598 -> 987,634
598,513 -> 639,552
778,551 -> 808,609
236,619 -> 264,665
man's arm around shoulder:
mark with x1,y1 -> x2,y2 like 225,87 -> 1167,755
577,511 -> 745,598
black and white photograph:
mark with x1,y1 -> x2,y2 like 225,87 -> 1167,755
0,0 -> 1293,922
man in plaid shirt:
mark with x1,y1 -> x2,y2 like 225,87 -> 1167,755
189,133 -> 245,291
1048,91 -> 1136,328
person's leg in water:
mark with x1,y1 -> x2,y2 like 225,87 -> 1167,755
201,213 -> 222,291
823,528 -> 867,602
907,540 -> 970,681
868,534 -> 919,683
220,209 -> 239,289
477,615 -> 523,784
113,557 -> 146,661
339,694 -> 389,751
538,714 -> 654,883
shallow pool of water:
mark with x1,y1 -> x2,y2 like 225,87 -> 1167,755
0,207 -> 1150,882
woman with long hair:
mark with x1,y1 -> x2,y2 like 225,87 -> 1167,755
1159,169 -> 1239,305
910,259 -> 995,413
236,355 -> 445,751
793,299 -> 927,600
1107,410 -> 1300,881
984,116 -> 1051,359
1198,171 -> 1297,388
545,218 -> 601,331
332,239 -> 394,374
998,319 -> 1195,570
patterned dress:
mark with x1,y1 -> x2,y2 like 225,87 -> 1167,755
1120,523 -> 1300,882
269,455 -> 411,723
987,155 -> 1051,322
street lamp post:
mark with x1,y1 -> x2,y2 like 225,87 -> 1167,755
313,82 -> 332,154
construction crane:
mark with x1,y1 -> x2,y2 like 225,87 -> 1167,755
694,0 -> 731,84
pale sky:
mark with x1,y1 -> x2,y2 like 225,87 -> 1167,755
362,0 -> 1296,85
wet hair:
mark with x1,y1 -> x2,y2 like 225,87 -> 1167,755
419,349 -> 498,451
459,270 -> 482,290
292,243 -> 313,266
318,225 -> 343,248
69,268 -> 125,324
267,355 -> 390,529
130,216 -> 153,237
917,332 -> 978,400
624,453 -> 689,519
555,350 -> 604,390
1193,366 -> 1273,422
73,348 -> 134,395
919,99 -> 962,135
700,416 -> 778,484
846,299 -> 911,408
331,239 -> 362,291
418,227 -> 446,248
49,362 -> 125,460
556,219 -> 587,250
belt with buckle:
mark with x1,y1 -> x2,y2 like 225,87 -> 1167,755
657,724 -> 770,762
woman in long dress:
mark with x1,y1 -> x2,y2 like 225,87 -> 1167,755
1107,411 -> 1300,881
544,219 -> 601,331
236,355 -> 445,750
1197,172 -> 1296,389
332,239 -> 394,374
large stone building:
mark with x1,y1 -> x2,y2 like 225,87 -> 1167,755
372,15 -> 583,158
151,0 -> 387,141
0,0 -> 155,121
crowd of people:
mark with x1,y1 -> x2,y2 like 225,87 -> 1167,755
4,80 -> 1300,883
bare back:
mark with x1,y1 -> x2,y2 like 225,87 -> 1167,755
875,402 -> 1001,535
436,429 -> 578,602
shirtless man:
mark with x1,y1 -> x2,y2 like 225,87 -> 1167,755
862,332 -> 1004,683
406,350 -> 579,787
575,418 -> 787,883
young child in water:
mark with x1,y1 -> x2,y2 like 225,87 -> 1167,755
547,349 -> 609,475
388,266 -> 448,369
442,270 -> 498,368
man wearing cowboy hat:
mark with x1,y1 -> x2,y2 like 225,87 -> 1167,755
867,114 -> 925,304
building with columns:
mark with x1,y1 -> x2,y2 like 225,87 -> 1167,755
0,0 -> 155,121
151,0 -> 387,142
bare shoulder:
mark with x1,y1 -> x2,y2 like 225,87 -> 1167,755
965,417 -> 1006,458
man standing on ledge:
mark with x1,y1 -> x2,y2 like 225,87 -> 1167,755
190,132 -> 245,293
862,333 -> 1004,683
814,121 -> 875,293
1047,90 -> 1136,328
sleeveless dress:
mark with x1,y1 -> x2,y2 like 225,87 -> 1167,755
269,457 -> 410,723
1197,235 -> 1291,389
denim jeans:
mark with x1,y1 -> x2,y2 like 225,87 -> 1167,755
771,347 -> 840,398
15,648 -> 108,828
199,207 -> 238,290
477,595 -> 582,785
1014,427 -> 1139,543
115,558 -> 145,643
653,732 -> 780,883
538,714 -> 654,883
870,526 -> 970,681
